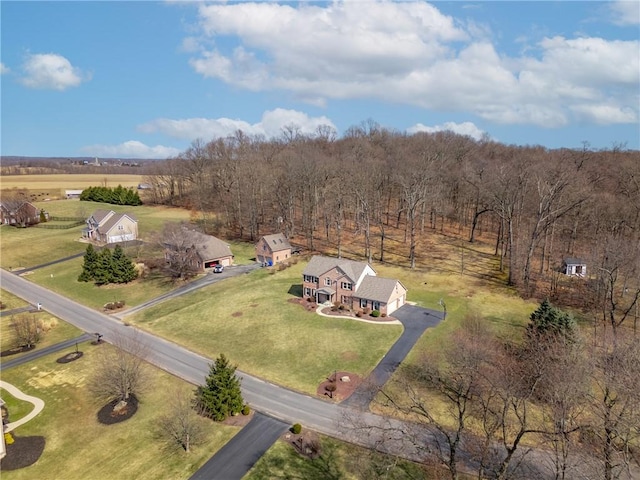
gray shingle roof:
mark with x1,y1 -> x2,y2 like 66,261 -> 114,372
184,229 -> 233,261
355,276 -> 404,303
563,257 -> 586,265
302,255 -> 374,283
98,212 -> 137,235
91,209 -> 114,225
261,233 -> 291,251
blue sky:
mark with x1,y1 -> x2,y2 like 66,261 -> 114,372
1,1 -> 639,158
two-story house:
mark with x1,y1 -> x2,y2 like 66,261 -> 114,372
83,210 -> 138,244
255,233 -> 292,265
0,199 -> 41,227
302,255 -> 407,316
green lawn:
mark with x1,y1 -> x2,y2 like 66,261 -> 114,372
127,261 -> 403,394
0,290 -> 28,310
26,257 -> 177,310
246,434 -> 431,480
0,343 -> 239,480
1,314 -> 83,360
0,388 -> 33,425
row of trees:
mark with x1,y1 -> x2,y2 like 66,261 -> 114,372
80,185 -> 142,206
369,301 -> 640,480
78,244 -> 138,285
141,126 -> 639,330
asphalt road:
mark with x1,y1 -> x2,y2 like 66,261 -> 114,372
190,413 -> 289,480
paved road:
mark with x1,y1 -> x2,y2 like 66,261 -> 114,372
342,304 -> 444,409
190,413 -> 289,480
0,269 -> 617,479
0,333 -> 93,370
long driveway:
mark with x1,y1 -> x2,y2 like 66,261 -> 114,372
342,304 -> 443,409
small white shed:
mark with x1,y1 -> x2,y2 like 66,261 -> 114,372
562,258 -> 586,277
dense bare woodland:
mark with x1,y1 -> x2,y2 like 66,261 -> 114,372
140,127 -> 639,479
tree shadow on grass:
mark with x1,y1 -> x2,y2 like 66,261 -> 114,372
249,439 -> 344,480
288,284 -> 303,298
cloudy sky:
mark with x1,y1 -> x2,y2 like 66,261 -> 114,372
1,1 -> 638,158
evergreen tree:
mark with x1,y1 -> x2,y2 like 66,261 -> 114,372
111,244 -> 138,283
196,354 -> 244,421
527,299 -> 576,341
78,244 -> 99,282
94,248 -> 114,285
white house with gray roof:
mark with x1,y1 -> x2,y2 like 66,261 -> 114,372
302,255 -> 407,315
83,210 -> 138,244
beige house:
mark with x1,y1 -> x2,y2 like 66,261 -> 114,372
83,210 -> 138,244
302,255 -> 407,316
256,233 -> 292,265
165,229 -> 234,272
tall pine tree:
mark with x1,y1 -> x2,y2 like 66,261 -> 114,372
111,244 -> 138,283
196,354 -> 244,421
527,299 -> 576,341
94,248 -> 114,285
78,244 -> 99,282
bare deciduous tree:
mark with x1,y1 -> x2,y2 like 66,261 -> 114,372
89,331 -> 149,406
157,388 -> 206,453
12,313 -> 43,348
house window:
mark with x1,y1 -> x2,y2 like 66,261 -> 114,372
341,282 -> 352,290
304,287 -> 311,296
118,225 -> 124,230
360,299 -> 367,308
341,295 -> 349,304
372,301 -> 380,311
325,277 -> 332,286
304,275 -> 318,284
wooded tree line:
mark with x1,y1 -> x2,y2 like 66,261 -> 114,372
142,125 -> 639,323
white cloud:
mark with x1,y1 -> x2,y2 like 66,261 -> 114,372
609,1 -> 640,26
138,108 -> 337,141
0,63 -> 9,75
184,2 -> 638,128
81,141 -> 180,159
407,121 -> 487,140
20,53 -> 89,90
570,104 -> 637,125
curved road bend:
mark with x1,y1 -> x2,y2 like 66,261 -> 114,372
0,269 -> 433,461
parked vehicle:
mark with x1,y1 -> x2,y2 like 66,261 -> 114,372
213,264 -> 224,273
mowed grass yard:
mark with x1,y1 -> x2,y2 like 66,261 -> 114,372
1,313 -> 83,360
127,261 -> 403,394
0,344 -> 238,480
0,199 -> 191,269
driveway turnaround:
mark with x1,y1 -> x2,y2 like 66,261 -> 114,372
0,380 -> 45,431
341,304 -> 444,409
190,413 -> 289,480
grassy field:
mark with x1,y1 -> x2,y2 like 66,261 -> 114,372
246,434 -> 431,480
1,314 -> 83,360
0,174 -> 144,201
0,200 -> 191,269
0,344 -> 239,480
0,290 -> 28,310
127,261 -> 403,394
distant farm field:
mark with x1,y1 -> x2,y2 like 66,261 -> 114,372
0,174 -> 144,200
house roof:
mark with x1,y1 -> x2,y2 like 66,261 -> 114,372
563,257 -> 586,265
90,209 -> 115,225
182,229 -> 233,261
303,255 -> 374,283
355,276 -> 405,303
98,212 -> 137,235
260,233 -> 291,252
0,199 -> 34,213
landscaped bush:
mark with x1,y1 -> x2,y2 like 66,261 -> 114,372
291,423 -> 302,435
104,300 -> 126,310
242,405 -> 251,416
338,304 -> 345,310
364,307 -> 371,315
381,312 -> 387,317
371,310 -> 381,317
356,311 -> 362,317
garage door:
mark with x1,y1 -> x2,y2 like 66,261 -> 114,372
108,233 -> 135,243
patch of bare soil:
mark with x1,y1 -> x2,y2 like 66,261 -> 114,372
231,311 -> 243,317
0,435 -> 46,471
316,371 -> 362,402
56,351 -> 84,364
0,344 -> 35,357
97,395 -> 139,425
222,411 -> 254,427
282,430 -> 322,459
288,297 -> 318,312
